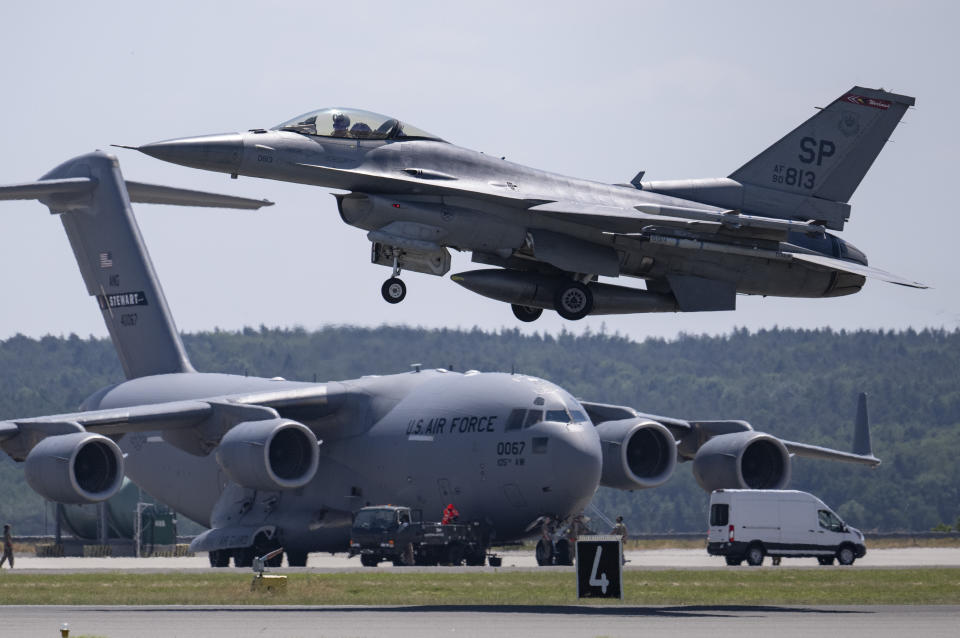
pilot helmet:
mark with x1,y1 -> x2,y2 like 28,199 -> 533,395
331,111 -> 351,131
616,516 -> 623,523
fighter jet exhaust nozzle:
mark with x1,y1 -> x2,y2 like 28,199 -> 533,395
215,418 -> 320,491
24,432 -> 124,504
451,269 -> 679,317
594,419 -> 677,490
137,133 -> 244,175
692,431 -> 791,492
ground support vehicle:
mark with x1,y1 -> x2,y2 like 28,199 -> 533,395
349,505 -> 500,567
707,489 -> 866,566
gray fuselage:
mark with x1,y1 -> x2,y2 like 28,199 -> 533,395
85,369 -> 602,552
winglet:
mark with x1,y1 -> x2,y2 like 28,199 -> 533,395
853,392 -> 872,457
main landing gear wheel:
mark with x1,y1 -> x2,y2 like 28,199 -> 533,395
553,282 -> 593,320
535,539 -> 554,566
511,304 -> 543,322
381,277 -> 406,304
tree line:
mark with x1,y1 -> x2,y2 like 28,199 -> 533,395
1,326 -> 958,534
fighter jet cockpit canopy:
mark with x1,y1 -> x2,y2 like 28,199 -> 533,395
273,108 -> 445,142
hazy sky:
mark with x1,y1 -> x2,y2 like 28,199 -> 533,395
1,1 -> 956,342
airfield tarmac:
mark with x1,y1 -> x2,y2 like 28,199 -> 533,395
11,546 -> 960,570
6,604 -> 959,638
6,549 -> 959,637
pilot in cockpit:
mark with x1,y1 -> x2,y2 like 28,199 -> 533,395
350,122 -> 372,139
331,111 -> 351,137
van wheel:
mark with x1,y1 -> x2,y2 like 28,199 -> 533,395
725,556 -> 742,566
487,555 -> 502,567
837,545 -> 856,566
360,554 -> 379,567
745,544 -> 765,566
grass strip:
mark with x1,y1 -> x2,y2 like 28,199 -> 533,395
0,568 -> 958,606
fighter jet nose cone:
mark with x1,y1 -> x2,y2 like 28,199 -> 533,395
138,133 -> 244,174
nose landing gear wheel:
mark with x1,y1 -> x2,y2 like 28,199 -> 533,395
511,304 -> 543,322
553,282 -> 593,320
381,277 -> 406,304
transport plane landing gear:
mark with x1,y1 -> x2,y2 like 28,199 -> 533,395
553,281 -> 593,320
511,304 -> 543,322
381,277 -> 406,303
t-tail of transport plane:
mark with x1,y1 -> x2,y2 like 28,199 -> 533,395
0,151 -> 273,379
642,86 -> 915,231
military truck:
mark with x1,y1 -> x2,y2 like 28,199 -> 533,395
349,505 -> 501,567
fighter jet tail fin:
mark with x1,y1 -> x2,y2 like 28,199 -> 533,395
4,152 -> 195,379
729,86 -> 914,211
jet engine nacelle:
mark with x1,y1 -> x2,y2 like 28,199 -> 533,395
594,418 -> 677,490
692,431 -> 791,492
24,432 -> 124,504
215,418 -> 320,491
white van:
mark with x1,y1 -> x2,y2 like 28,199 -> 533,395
707,489 -> 866,566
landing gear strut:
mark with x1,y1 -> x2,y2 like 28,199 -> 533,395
381,254 -> 406,304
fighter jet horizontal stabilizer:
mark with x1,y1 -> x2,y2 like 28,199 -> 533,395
788,251 -> 927,289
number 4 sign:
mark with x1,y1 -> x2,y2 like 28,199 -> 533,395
575,535 -> 623,599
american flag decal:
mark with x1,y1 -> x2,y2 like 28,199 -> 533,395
99,252 -> 113,268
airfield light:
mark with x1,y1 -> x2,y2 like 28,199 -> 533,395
60,622 -> 70,637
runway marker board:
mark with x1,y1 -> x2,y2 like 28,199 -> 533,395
575,534 -> 623,599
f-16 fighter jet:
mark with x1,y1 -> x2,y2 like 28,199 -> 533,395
0,153 -> 878,567
130,87 -> 924,322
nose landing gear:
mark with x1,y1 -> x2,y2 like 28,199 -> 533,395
381,254 -> 407,304
381,277 -> 406,303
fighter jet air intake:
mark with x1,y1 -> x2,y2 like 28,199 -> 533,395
131,86 -> 924,322
0,152 -> 880,567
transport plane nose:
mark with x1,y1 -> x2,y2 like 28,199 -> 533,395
137,133 -> 244,174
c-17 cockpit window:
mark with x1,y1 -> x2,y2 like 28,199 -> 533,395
569,410 -> 588,423
505,409 -> 526,431
523,409 -> 544,428
273,108 -> 445,142
545,409 -> 570,423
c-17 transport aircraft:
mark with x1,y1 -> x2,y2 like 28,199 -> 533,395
130,86 -> 924,322
0,152 -> 878,566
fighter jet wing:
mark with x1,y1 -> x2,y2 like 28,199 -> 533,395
293,161 -> 552,207
786,251 -> 928,289
527,200 -> 825,240
527,201 -> 722,234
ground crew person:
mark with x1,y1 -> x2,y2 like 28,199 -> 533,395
1,524 -> 13,568
611,516 -> 628,542
441,503 -> 459,524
